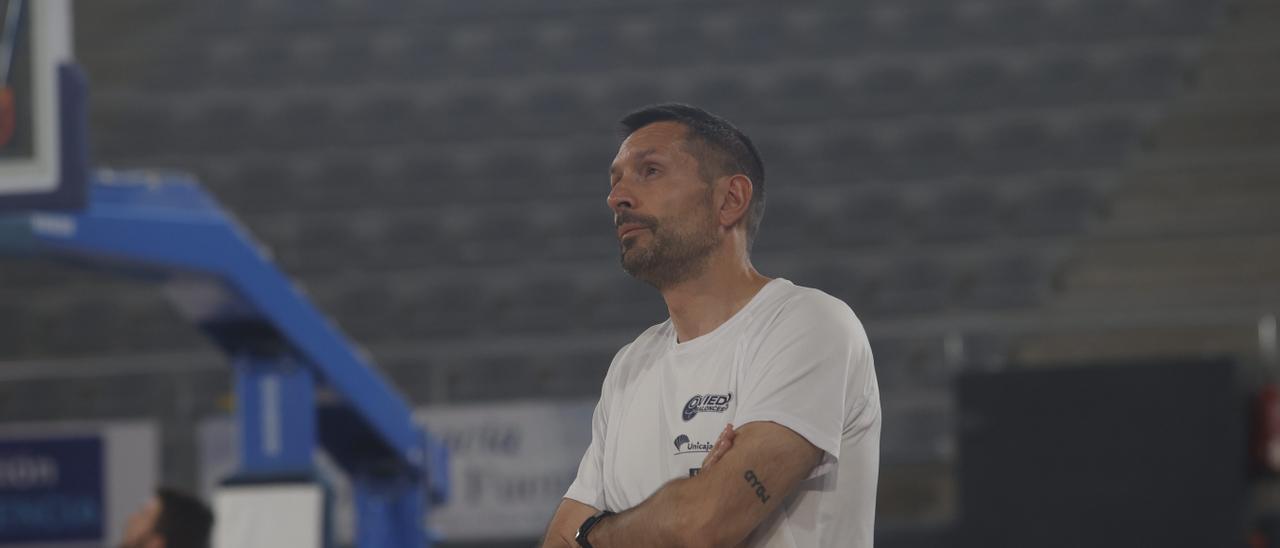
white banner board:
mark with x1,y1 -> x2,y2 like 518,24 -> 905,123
197,398 -> 596,542
417,399 -> 595,540
0,420 -> 158,547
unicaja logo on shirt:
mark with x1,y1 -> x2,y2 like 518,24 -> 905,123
673,434 -> 714,455
682,392 -> 733,421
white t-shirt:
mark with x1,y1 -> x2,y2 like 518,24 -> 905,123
564,278 -> 881,548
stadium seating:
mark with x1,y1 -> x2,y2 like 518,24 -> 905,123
4,0 -> 1240,528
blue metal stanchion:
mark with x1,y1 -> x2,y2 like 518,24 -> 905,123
0,65 -> 449,547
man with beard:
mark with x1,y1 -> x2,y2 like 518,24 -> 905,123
540,104 -> 881,548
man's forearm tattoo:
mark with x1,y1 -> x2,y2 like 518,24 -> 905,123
743,470 -> 771,504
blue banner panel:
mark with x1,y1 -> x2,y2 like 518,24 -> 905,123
0,437 -> 104,543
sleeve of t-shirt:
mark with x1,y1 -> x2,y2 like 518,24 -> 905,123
733,291 -> 873,479
563,345 -> 628,510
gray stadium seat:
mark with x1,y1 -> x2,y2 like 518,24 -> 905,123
381,215 -> 461,268
461,209 -> 546,264
816,130 -> 890,183
1109,49 -> 1191,101
544,205 -> 616,261
975,3 -> 1048,46
539,350 -> 614,398
686,75 -> 757,122
409,280 -> 489,339
812,11 -> 873,53
468,25 -> 544,77
960,252 -> 1050,310
848,64 -> 926,118
138,46 -> 211,92
890,6 -> 964,50
1021,54 -> 1102,106
443,355 -> 546,402
880,399 -> 952,462
90,105 -> 174,158
186,101 -> 261,155
517,84 -> 601,135
209,37 -> 292,88
1011,181 -> 1102,236
643,15 -> 715,67
975,120 -> 1057,175
390,31 -> 452,82
1059,115 -> 1144,168
826,190 -> 907,247
494,277 -> 586,334
438,88 -> 508,139
752,197 -> 826,251
889,127 -> 969,180
587,275 -> 669,330
328,278 -> 399,339
264,99 -> 340,150
938,60 -> 1018,112
915,187 -> 1004,242
761,70 -> 843,120
349,93 -> 422,145
274,216 -> 368,272
865,259 -> 953,315
559,25 -> 623,73
714,12 -> 786,63
602,77 -> 676,117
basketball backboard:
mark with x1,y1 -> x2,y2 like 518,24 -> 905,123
0,0 -> 79,211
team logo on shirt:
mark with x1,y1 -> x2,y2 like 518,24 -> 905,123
673,434 -> 714,455
681,392 -> 733,421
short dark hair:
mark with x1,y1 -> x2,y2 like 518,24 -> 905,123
619,103 -> 766,248
155,488 -> 214,548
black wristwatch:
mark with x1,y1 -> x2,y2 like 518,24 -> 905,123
574,510 -> 614,548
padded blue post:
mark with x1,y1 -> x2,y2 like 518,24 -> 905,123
0,63 -> 448,546
353,469 -> 427,548
233,354 -> 317,478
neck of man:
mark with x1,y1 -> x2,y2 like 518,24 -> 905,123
661,244 -> 772,344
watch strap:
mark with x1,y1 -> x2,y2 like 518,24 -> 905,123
575,510 -> 614,548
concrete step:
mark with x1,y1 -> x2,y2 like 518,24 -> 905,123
1049,283 -> 1280,311
1096,186 -> 1280,238
1151,107 -> 1280,149
1060,233 -> 1280,290
1123,162 -> 1280,193
1221,1 -> 1280,35
1191,46 -> 1280,93
1131,143 -> 1280,171
1013,324 -> 1260,365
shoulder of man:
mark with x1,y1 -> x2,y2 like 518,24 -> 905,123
764,282 -> 867,339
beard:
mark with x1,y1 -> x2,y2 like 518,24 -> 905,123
618,199 -> 720,289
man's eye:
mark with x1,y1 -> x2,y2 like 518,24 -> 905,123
645,166 -> 659,176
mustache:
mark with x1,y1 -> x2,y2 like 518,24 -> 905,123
615,212 -> 658,229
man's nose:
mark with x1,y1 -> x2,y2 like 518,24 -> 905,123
607,183 -> 633,212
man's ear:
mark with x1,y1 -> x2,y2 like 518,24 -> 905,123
718,174 -> 754,230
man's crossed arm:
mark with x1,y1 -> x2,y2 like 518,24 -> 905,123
540,421 -> 823,548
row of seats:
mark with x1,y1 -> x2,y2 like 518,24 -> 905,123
22,0 -> 1224,477
303,254 -> 1052,339
3,251 -> 1055,351
229,181 -> 1097,271
102,38 -> 1195,109
93,100 -> 1151,177
156,0 -> 1220,48
0,250 -> 1049,359
107,28 -> 1198,92
195,161 -> 1113,222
